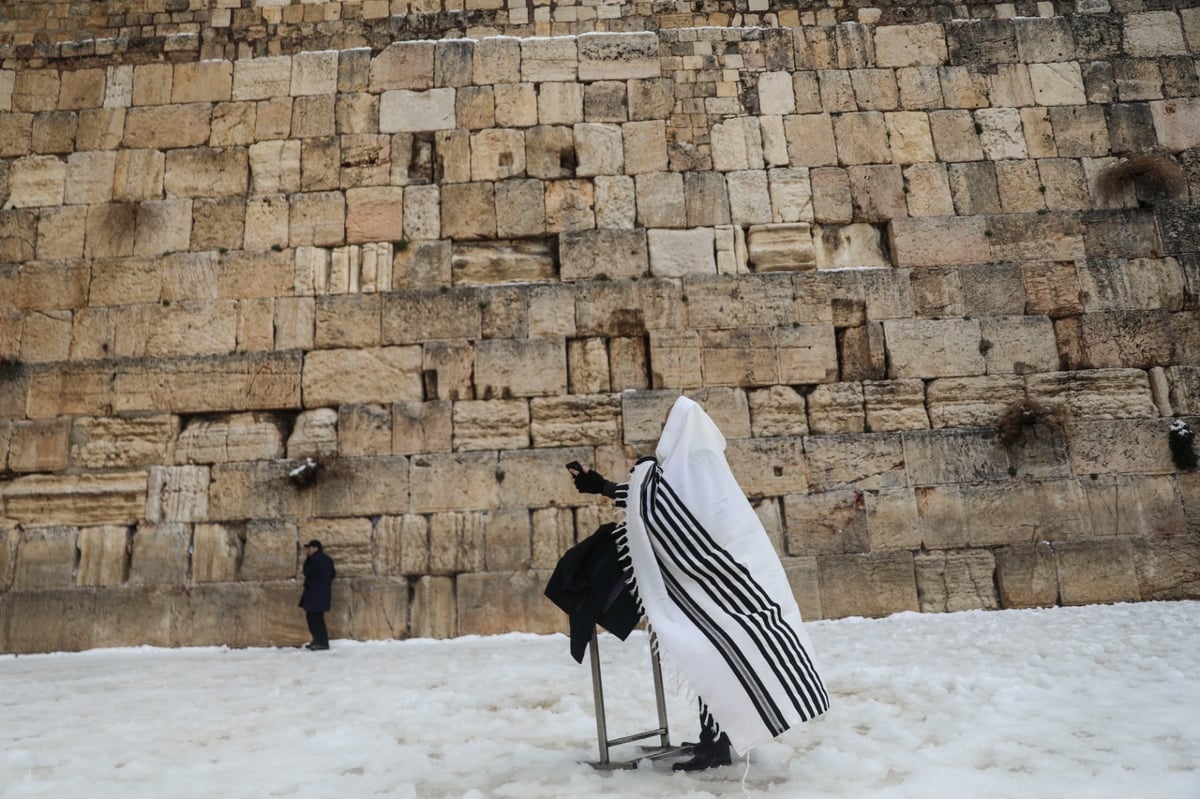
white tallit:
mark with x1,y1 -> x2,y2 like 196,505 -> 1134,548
617,396 -> 829,754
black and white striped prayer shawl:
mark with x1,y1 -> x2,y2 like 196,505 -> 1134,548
616,397 -> 829,754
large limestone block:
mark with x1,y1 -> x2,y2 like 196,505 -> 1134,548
2,472 -> 148,526
458,570 -> 564,635
915,550 -> 999,612
232,56 -> 292,100
4,155 -> 66,208
170,583 -> 272,648
1078,258 -> 1185,314
303,347 -> 422,407
928,109 -> 983,163
1056,538 -> 1140,605
851,69 -> 900,111
1134,534 -> 1200,601
635,171 -> 684,228
348,577 -> 410,640
1030,62 -> 1086,106
804,432 -> 907,491
470,129 -> 526,181
1065,419 -> 1177,476
411,575 -> 455,639
926,375 -> 1025,429
767,167 -> 814,224
483,508 -> 532,571
904,427 -> 1010,486
864,379 -> 929,431
2,589 -> 97,654
177,413 -> 286,464
711,117 -> 764,172
833,112 -> 890,165
887,216 -> 989,268
1123,11 -> 1188,57
839,322 -> 888,382
375,514 -> 430,575
475,338 -> 566,399
162,146 -> 250,199
521,38 -> 578,82
382,288 -> 480,344
560,229 -> 647,281
577,33 -> 659,80
493,181 -> 545,240
440,183 -> 496,240
699,328 -> 779,387
300,517 -> 373,577
92,587 -> 173,649
208,460 -> 310,521
124,102 -> 212,151
289,191 -> 345,247
1082,474 -> 1187,538
314,294 -> 381,349
884,318 -> 985,379
422,341 -> 476,403
647,228 -> 715,277
573,123 -> 622,177
370,42 -> 433,92
473,38 -> 521,85
291,51 -> 338,96
499,447 -> 596,510
784,113 -> 838,167
172,61 -> 232,104
980,315 -> 1059,375
1150,98 -> 1200,151
938,65 -> 990,109
346,186 -> 404,244
71,414 -> 178,469
544,179 -> 595,233
409,451 -> 498,513
818,552 -> 919,619
380,89 -> 456,133
530,394 -> 622,446
885,111 -> 936,165
191,522 -> 241,582
784,489 -> 869,556
746,223 -> 816,271
147,465 -> 209,523
874,23 -> 948,67
129,522 -> 190,587
452,400 -> 529,451
0,526 -> 15,590
428,511 -> 486,575
806,381 -> 865,435
248,140 -> 300,195
286,407 -> 338,460
864,488 -> 922,552
995,542 -> 1059,608
683,273 -> 795,329
13,526 -> 77,589
1026,368 -> 1156,421
778,324 -> 840,384
5,418 -> 68,473
338,404 -> 392,458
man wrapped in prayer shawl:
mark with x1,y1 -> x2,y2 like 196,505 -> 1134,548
568,396 -> 829,771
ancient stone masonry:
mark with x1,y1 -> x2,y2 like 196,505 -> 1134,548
1,0 -> 1199,653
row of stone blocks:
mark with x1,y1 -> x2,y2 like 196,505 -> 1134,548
2,531 -> 1197,653
0,364 -> 1196,472
2,412 -> 1196,532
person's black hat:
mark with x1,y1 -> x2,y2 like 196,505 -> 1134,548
305,539 -> 322,550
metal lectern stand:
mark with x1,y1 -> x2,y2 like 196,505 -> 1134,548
586,630 -> 691,770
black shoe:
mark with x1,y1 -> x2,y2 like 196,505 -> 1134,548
305,643 -> 329,651
672,735 -> 732,772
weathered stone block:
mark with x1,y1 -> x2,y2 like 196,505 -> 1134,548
915,550 -> 999,612
1134,534 -> 1200,601
302,347 -> 422,407
410,451 -> 498,513
577,33 -> 659,80
300,517 -> 372,577
14,526 -> 77,589
1056,538 -> 1140,605
784,489 -> 869,556
863,379 -> 928,432
818,551 -> 918,619
129,522 -> 190,587
411,575 -> 455,639
3,472 -> 148,526
925,375 -> 1023,429
884,318 -> 985,379
499,447 -> 595,510
394,401 -> 452,455
348,576 -> 410,640
192,522 -> 241,583
804,432 -> 907,491
458,570 -> 564,635
560,229 -> 647,281
1066,419 -> 1176,476
995,542 -> 1059,608
428,511 -> 486,575
451,400 -> 529,451
3,589 -> 97,654
530,394 -> 622,447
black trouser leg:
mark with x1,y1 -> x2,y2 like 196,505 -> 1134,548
306,611 -> 329,647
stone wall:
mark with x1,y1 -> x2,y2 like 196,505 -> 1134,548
1,1 -> 1199,654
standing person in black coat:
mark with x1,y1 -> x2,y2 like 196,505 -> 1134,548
299,540 -> 336,651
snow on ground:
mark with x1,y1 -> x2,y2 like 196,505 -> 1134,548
2,601 -> 1198,799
